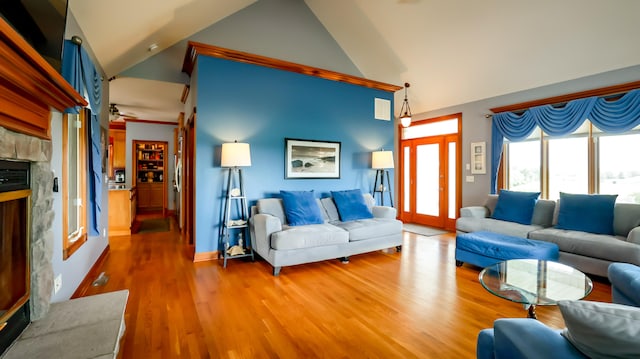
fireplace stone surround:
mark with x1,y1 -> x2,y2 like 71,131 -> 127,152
0,125 -> 55,322
0,16 -> 128,357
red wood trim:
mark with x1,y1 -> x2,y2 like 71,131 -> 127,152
125,118 -> 178,126
182,41 -> 403,93
180,85 -> 190,104
490,80 -> 640,114
71,244 -> 110,299
109,122 -> 126,130
0,17 -> 87,139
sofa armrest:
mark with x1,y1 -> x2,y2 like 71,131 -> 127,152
249,213 -> 282,257
627,227 -> 640,245
372,205 -> 397,219
476,328 -> 496,359
493,318 -> 586,359
460,206 -> 489,218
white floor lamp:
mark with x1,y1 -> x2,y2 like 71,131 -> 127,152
372,150 -> 394,207
220,141 -> 254,267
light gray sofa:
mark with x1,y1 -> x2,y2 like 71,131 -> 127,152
249,193 -> 402,275
456,194 -> 640,277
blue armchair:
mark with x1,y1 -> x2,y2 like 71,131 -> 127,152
477,319 -> 587,359
477,262 -> 640,359
608,262 -> 640,307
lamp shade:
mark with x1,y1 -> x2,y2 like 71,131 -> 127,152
400,114 -> 412,128
372,150 -> 394,169
221,142 -> 251,167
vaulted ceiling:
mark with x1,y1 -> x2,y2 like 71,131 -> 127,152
69,0 -> 640,123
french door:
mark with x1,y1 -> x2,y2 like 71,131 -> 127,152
400,115 -> 461,231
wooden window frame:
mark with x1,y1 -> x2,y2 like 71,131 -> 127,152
62,110 -> 88,260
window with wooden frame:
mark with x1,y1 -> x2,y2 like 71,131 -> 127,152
62,109 -> 88,259
502,122 -> 640,203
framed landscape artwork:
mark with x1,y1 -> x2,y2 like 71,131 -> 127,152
285,138 -> 341,179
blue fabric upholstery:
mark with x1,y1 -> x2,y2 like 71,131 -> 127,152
608,263 -> 640,307
485,319 -> 588,359
477,264 -> 640,359
455,231 -> 559,267
280,190 -> 324,226
491,190 -> 540,225
556,193 -> 617,235
330,189 -> 373,222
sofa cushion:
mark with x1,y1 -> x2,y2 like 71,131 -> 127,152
528,228 -> 640,264
557,193 -> 617,235
613,203 -> 640,237
320,197 -> 341,222
456,217 -> 545,239
331,189 -> 374,222
559,300 -> 640,359
257,198 -> 288,224
280,190 -> 324,226
492,190 -> 540,225
531,199 -> 556,227
271,223 -> 349,250
332,218 -> 402,241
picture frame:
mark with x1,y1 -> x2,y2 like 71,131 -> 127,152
285,138 -> 341,179
470,141 -> 486,174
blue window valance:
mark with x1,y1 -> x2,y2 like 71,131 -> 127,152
491,89 -> 640,193
62,39 -> 103,237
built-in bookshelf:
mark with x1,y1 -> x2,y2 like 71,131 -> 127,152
133,141 -> 167,214
136,143 -> 165,183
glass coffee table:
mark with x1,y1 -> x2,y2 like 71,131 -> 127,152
479,259 -> 593,319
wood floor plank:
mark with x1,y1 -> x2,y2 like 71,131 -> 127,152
79,220 -> 612,358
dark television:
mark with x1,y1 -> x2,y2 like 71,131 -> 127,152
0,0 -> 69,73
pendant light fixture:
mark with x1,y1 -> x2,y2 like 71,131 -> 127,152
399,82 -> 412,128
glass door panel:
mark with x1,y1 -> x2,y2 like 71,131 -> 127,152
403,146 -> 411,213
448,141 -> 457,219
416,143 -> 440,216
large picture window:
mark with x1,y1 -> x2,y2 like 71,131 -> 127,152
503,122 -> 640,203
62,109 -> 88,259
596,132 -> 640,203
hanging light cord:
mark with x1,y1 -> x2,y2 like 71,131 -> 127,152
401,82 -> 411,117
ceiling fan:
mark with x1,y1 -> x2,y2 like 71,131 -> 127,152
109,103 -> 138,122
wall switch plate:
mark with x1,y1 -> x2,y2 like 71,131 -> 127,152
466,163 -> 470,170
54,274 -> 62,294
103,228 -> 106,238
466,176 -> 475,183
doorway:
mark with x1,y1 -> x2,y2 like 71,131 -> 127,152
399,114 -> 461,231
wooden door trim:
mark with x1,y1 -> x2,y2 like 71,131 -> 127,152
183,112 -> 196,257
398,113 -> 462,230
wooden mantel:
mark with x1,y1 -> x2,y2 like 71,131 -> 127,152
182,41 -> 403,93
0,18 -> 86,140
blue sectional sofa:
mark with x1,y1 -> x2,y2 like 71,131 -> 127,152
456,193 -> 640,277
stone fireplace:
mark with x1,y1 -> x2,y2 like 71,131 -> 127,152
0,127 -> 56,354
0,15 -> 86,355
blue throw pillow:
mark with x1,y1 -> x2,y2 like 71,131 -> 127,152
280,190 -> 324,226
331,189 -> 373,222
491,190 -> 540,225
556,193 -> 617,235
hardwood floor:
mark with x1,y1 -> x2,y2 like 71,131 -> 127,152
80,219 -> 612,358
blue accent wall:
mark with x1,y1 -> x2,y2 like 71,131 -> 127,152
194,56 -> 395,253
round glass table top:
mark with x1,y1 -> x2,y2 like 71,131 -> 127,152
479,259 -> 593,306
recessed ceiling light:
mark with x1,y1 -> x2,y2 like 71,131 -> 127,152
148,43 -> 159,52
